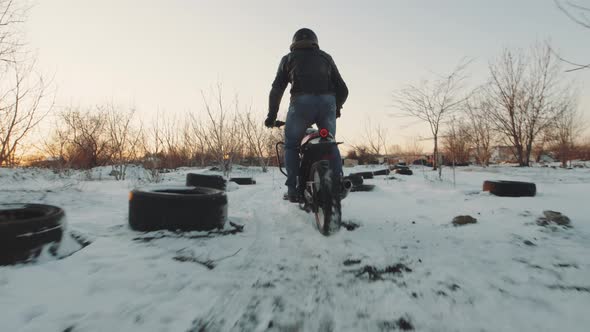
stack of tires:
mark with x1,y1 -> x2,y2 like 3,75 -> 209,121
346,173 -> 375,192
392,164 -> 413,175
184,173 -> 257,189
482,180 -> 536,197
350,171 -> 374,180
129,172 -> 257,232
229,177 -> 256,185
0,204 -> 65,265
372,169 -> 390,176
129,186 -> 228,232
185,173 -> 226,190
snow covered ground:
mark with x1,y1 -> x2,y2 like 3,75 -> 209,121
1,164 -> 589,332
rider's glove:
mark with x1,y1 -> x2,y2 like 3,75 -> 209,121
264,115 -> 277,128
336,108 -> 341,118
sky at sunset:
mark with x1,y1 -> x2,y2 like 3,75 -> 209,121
25,0 -> 590,150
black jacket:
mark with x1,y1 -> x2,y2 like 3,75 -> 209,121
268,44 -> 348,118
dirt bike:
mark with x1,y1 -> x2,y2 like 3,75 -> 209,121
273,120 -> 352,236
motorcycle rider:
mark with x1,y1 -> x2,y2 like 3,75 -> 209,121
265,28 -> 348,202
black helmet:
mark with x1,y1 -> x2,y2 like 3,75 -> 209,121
290,28 -> 318,50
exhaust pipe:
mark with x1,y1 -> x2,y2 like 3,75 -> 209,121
341,178 -> 353,199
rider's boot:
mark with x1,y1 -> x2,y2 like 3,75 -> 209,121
283,187 -> 299,203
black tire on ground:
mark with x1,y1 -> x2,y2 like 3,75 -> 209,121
129,186 -> 228,232
350,171 -> 374,179
229,177 -> 256,185
186,173 -> 226,190
351,184 -> 376,192
0,204 -> 65,265
395,169 -> 413,175
344,174 -> 364,186
482,180 -> 536,197
373,169 -> 391,176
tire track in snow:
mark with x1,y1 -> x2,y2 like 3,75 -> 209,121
189,183 -> 347,331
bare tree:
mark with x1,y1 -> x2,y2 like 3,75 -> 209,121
404,136 -> 424,162
199,84 -> 244,177
485,44 -> 569,166
105,104 -> 142,180
578,136 -> 590,160
549,97 -> 585,167
554,0 -> 590,71
531,126 -> 555,163
57,107 -> 112,169
442,117 -> 472,165
393,61 -> 470,170
463,93 -> 495,166
0,58 -> 51,166
141,113 -> 164,182
239,109 -> 272,172
265,123 -> 284,167
139,112 -> 192,172
0,0 -> 27,63
180,121 -> 198,167
387,144 -> 402,156
185,113 -> 210,167
0,1 -> 52,166
350,120 -> 388,162
158,114 -> 191,169
346,145 -> 375,165
362,120 -> 388,156
42,111 -> 87,172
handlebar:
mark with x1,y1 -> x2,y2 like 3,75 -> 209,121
273,120 -> 286,128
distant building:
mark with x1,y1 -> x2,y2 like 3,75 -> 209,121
537,153 -> 555,163
384,156 -> 403,165
343,158 -> 359,167
490,146 -> 516,163
26,156 -> 64,168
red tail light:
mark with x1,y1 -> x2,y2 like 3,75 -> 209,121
319,128 -> 329,138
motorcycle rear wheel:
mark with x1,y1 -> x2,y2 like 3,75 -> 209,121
309,161 -> 341,236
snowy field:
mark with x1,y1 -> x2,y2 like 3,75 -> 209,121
1,164 -> 589,332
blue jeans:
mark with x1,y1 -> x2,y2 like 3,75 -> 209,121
284,94 -> 342,194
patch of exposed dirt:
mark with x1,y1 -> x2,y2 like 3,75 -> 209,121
452,215 -> 477,226
343,259 -> 362,266
340,221 -> 360,231
133,222 -> 244,243
378,316 -> 414,331
352,263 -> 412,281
547,285 -> 590,293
